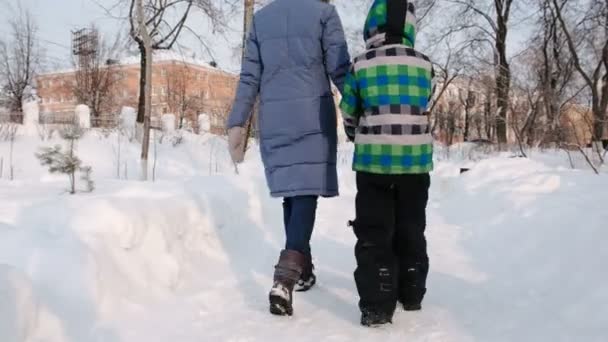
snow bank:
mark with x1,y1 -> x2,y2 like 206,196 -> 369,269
0,133 -> 607,341
432,157 -> 608,341
0,129 -> 234,182
0,265 -> 39,342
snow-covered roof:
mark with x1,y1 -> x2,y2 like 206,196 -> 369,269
39,50 -> 235,78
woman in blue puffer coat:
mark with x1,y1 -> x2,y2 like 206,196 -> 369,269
226,0 -> 350,316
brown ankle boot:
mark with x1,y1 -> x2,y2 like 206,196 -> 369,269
269,249 -> 306,316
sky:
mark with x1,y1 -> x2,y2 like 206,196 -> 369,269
0,0 -> 396,72
0,0 -> 126,68
0,0 -> 536,74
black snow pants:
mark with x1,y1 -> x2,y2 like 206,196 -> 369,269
352,172 -> 430,314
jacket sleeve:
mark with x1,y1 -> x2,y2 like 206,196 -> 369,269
226,19 -> 262,129
321,5 -> 351,94
339,66 -> 362,142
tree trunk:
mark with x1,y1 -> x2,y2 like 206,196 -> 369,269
137,0 -> 153,181
10,96 -> 24,124
594,73 -> 608,143
495,6 -> 511,145
241,0 -> 255,153
496,62 -> 510,144
463,89 -> 473,142
463,109 -> 470,142
137,42 -> 147,124
593,104 -> 606,144
484,89 -> 493,140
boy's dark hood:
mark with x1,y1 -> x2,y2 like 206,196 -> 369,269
363,0 -> 417,49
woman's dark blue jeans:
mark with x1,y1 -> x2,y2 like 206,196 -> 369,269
283,196 -> 319,257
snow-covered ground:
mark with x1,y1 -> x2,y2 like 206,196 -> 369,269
1,129 -> 607,342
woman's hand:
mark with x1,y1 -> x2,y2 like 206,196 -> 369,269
227,127 -> 246,164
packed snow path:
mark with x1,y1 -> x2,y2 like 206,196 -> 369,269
1,133 -> 607,341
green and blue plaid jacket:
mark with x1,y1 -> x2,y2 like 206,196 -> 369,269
340,0 -> 435,175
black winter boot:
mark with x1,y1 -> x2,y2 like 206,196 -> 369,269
269,249 -> 306,316
360,308 -> 393,327
398,267 -> 427,311
295,256 -> 316,292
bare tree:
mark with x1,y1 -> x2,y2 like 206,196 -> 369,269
445,0 -> 516,144
429,42 -> 464,137
163,62 -> 202,129
0,9 -> 42,123
518,0 -> 580,147
128,0 -> 194,124
92,0 -> 228,179
72,26 -> 123,122
550,0 -> 608,150
458,78 -> 478,141
135,0 -> 153,180
439,99 -> 461,145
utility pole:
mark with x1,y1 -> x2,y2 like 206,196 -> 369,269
137,0 -> 153,181
241,0 -> 255,153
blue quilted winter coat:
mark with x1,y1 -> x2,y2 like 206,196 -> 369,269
226,0 -> 350,198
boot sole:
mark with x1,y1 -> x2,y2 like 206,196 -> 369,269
403,303 -> 422,311
269,294 -> 293,316
361,319 -> 392,328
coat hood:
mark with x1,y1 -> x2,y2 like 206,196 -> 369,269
363,0 -> 417,49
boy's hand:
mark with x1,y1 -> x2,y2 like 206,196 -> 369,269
228,127 -> 246,164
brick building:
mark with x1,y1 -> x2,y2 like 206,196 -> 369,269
36,54 -> 237,133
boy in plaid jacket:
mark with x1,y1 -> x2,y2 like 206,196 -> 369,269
339,0 -> 435,327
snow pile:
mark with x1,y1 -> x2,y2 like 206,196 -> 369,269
198,114 -> 211,133
0,265 -> 39,342
161,114 -> 176,132
0,132 -> 607,341
120,107 -> 137,129
432,158 -> 608,341
75,105 -> 91,129
21,102 -> 40,137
